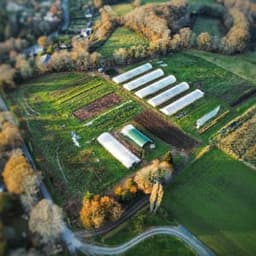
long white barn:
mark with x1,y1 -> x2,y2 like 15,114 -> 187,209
112,63 -> 152,84
135,75 -> 176,99
123,69 -> 164,91
97,132 -> 141,169
160,89 -> 205,116
148,82 -> 190,107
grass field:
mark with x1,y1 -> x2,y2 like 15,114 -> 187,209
99,27 -> 148,57
187,50 -> 256,86
111,3 -> 134,16
100,208 -> 195,256
192,16 -> 224,37
163,148 -> 256,256
9,73 -> 170,209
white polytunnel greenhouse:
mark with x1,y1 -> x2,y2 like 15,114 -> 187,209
147,82 -> 190,107
160,89 -> 205,116
196,106 -> 220,129
123,69 -> 164,91
135,75 -> 176,98
112,63 -> 152,84
97,132 -> 141,169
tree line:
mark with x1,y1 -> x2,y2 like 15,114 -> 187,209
0,111 -> 65,255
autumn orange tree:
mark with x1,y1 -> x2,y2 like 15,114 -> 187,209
114,178 -> 138,201
80,194 -> 123,229
2,151 -> 37,195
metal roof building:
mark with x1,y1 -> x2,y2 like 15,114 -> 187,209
112,63 -> 152,84
121,124 -> 153,148
97,132 -> 140,169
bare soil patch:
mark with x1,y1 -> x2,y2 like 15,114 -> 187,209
134,110 -> 198,151
73,93 -> 122,121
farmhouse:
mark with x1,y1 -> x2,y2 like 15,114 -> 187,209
135,75 -> 176,99
97,132 -> 141,169
148,82 -> 190,107
161,89 -> 205,116
112,63 -> 152,84
121,124 -> 153,148
123,69 -> 164,91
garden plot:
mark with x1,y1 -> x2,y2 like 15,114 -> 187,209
73,93 -> 122,121
134,110 -> 198,151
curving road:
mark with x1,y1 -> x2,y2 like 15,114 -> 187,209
77,225 -> 215,256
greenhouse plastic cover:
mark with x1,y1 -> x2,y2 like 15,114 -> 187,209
123,69 -> 164,91
196,106 -> 220,129
135,75 -> 176,98
148,82 -> 190,107
97,132 -> 140,169
121,124 -> 153,148
160,89 -> 205,116
112,63 -> 152,84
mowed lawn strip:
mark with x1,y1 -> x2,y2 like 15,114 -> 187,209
163,148 -> 256,256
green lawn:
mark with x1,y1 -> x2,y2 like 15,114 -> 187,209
99,27 -> 148,57
163,148 -> 256,256
111,3 -> 134,16
192,16 -> 224,37
187,50 -> 256,86
100,208 -> 195,256
9,73 -> 169,209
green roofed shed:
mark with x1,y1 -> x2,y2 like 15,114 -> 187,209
121,124 -> 153,148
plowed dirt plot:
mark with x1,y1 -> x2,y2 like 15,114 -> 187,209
135,110 -> 198,151
73,93 -> 122,121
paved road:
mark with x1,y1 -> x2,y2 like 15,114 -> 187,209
61,0 -> 70,31
78,226 -> 215,256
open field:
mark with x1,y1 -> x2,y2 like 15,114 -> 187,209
9,73 -> 171,211
163,148 -> 256,256
192,16 -> 225,37
111,3 -> 134,16
187,50 -> 256,86
99,208 -> 195,256
99,27 -> 148,57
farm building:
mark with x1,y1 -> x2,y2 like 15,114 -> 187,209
97,132 -> 141,169
135,75 -> 176,98
123,69 -> 164,91
112,63 -> 152,84
196,106 -> 220,129
148,82 -> 190,107
121,124 -> 153,148
161,89 -> 205,116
